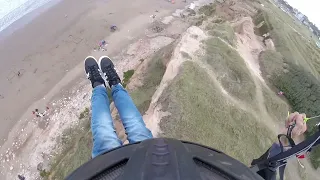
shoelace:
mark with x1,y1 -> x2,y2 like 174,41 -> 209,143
88,66 -> 101,81
103,66 -> 118,80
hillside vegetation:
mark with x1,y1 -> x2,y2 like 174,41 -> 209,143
260,1 -> 320,79
157,1 -> 288,166
257,0 -> 320,169
261,54 -> 320,168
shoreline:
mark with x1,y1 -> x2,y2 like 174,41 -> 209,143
0,0 -> 62,40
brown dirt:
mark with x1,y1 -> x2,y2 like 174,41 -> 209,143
233,17 -> 265,82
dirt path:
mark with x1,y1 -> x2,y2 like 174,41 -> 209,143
229,16 -> 285,133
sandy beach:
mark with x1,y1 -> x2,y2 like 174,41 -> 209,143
0,0 -> 188,178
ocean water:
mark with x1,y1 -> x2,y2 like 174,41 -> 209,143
0,0 -> 53,32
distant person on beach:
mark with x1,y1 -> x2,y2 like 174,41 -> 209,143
110,25 -> 117,32
18,174 -> 25,180
32,107 -> 49,118
84,56 -> 152,157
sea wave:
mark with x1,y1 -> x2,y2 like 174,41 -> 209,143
0,0 -> 53,32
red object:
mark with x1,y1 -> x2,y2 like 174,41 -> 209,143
277,91 -> 284,96
297,154 -> 306,159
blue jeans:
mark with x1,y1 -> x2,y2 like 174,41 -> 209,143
91,84 -> 153,158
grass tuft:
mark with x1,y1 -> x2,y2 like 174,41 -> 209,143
122,69 -> 135,88
204,37 -> 256,105
79,107 -> 90,119
130,43 -> 174,114
207,22 -> 236,46
198,4 -> 216,16
49,108 -> 92,179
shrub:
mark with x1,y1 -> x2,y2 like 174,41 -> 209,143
253,12 -> 273,36
122,69 -> 135,88
271,64 -> 320,168
198,3 -> 216,16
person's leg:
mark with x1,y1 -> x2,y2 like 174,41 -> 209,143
99,56 -> 153,143
111,84 -> 153,143
85,56 -> 122,158
91,85 -> 122,157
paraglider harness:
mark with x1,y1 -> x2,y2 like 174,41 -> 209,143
67,124 -> 320,180
250,124 -> 320,180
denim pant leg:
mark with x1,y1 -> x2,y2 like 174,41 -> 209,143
112,84 -> 153,143
91,85 -> 122,158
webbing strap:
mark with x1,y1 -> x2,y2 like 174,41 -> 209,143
251,129 -> 320,180
277,134 -> 296,152
278,164 -> 286,180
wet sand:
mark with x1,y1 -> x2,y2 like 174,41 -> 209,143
0,0 -> 187,178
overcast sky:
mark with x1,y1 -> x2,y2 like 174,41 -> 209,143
286,0 -> 320,27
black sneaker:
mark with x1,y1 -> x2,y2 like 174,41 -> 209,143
99,56 -> 121,87
84,56 -> 105,88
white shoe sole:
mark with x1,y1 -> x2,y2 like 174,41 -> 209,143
98,55 -> 112,70
84,56 -> 97,63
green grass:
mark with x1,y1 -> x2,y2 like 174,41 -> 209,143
159,61 -> 274,165
39,169 -> 50,178
107,87 -> 113,103
259,50 -> 290,122
122,69 -> 135,88
259,50 -> 285,79
310,145 -> 320,169
266,2 -> 315,40
130,43 -> 174,114
198,3 -> 216,16
253,11 -> 273,36
203,37 -> 256,106
206,22 -> 236,46
49,108 -> 92,179
50,131 -> 92,180
261,2 -> 320,79
79,107 -> 89,119
270,28 -> 320,78
192,3 -> 217,26
262,85 -> 289,122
